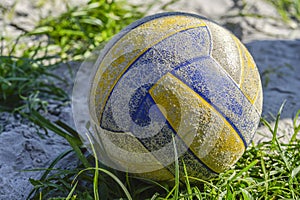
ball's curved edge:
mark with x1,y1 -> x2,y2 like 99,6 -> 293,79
72,11 -> 263,181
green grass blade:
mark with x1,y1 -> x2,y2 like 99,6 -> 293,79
73,165 -> 132,199
40,149 -> 74,181
56,120 -> 82,140
261,157 -> 268,199
66,181 -> 78,200
188,176 -> 219,190
164,184 -> 177,199
23,110 -> 90,168
272,100 -> 286,144
173,135 -> 179,200
84,131 -> 99,200
182,160 -> 193,200
150,192 -> 160,200
240,188 -> 253,200
98,168 -> 132,200
229,159 -> 259,182
193,186 -> 204,200
261,101 -> 291,172
290,109 -> 300,143
291,165 -> 300,179
225,185 -> 233,199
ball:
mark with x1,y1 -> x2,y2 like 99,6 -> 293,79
86,12 -> 263,181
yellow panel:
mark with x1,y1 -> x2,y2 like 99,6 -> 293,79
99,130 -> 173,175
253,86 -> 263,114
90,15 -> 206,122
135,168 -> 174,182
240,45 -> 262,104
149,73 -> 245,173
195,125 -> 245,173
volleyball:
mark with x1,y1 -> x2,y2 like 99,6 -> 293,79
85,12 -> 263,181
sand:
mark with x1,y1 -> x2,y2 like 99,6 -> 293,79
0,0 -> 299,199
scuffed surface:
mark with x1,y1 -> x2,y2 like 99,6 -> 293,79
0,0 -> 299,199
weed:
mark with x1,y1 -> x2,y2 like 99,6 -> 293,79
0,55 -> 68,111
265,0 -> 300,23
30,0 -> 144,62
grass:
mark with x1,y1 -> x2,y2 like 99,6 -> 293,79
31,0 -> 144,61
222,0 -> 300,37
235,0 -> 300,23
0,0 -> 299,199
265,0 -> 300,23
24,104 -> 300,199
0,54 -> 69,111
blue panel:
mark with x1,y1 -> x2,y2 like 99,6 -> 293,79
129,84 -> 154,127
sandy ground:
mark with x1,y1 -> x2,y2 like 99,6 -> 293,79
0,0 -> 300,199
